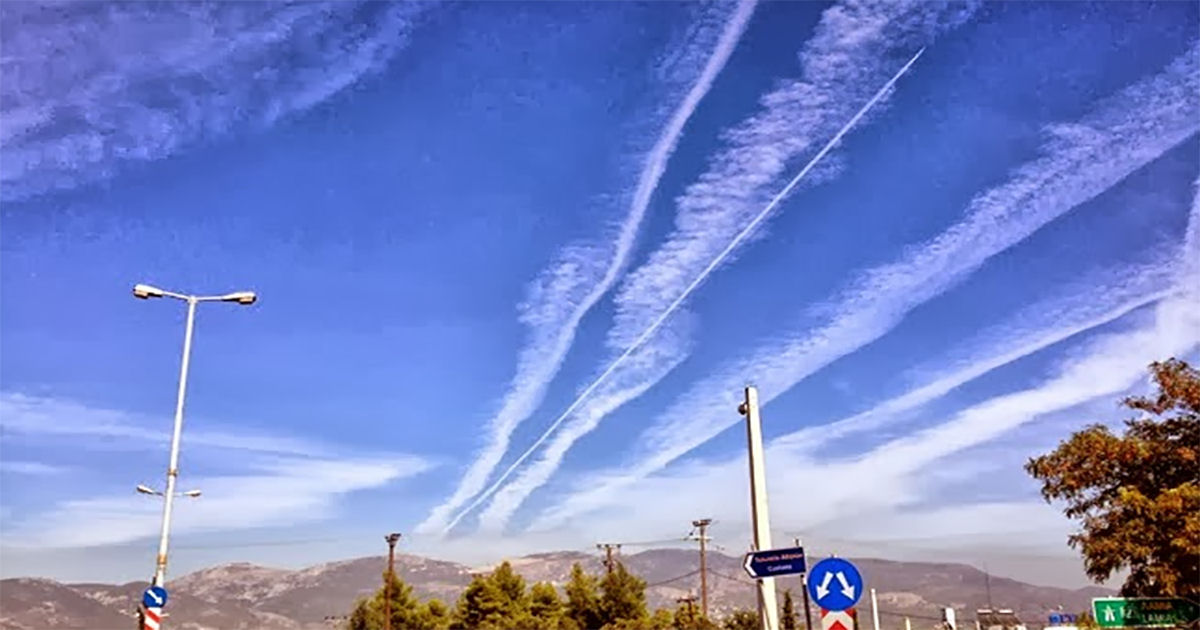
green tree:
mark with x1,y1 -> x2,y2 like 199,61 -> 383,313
780,590 -> 797,630
451,562 -> 532,630
345,571 -> 450,630
672,601 -> 717,630
599,562 -> 650,625
649,609 -> 675,630
424,600 -> 452,630
721,610 -> 760,630
346,597 -> 376,630
1025,358 -> 1200,597
565,563 -> 604,630
530,581 -> 566,629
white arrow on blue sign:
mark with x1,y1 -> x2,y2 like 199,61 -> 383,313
807,557 -> 862,612
743,546 -> 807,579
142,585 -> 168,609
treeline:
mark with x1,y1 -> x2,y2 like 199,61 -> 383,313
344,560 -> 795,630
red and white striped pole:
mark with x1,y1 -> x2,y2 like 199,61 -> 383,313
142,606 -> 163,630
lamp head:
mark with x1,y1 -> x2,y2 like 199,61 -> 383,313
221,291 -> 257,305
132,284 -> 166,299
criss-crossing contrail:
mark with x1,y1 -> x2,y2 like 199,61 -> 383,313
442,47 -> 927,535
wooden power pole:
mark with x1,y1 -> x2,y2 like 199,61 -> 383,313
691,518 -> 712,618
677,594 -> 700,622
384,532 -> 401,630
597,543 -> 622,576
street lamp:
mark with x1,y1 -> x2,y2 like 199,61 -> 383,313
136,485 -> 202,498
133,283 -> 256,589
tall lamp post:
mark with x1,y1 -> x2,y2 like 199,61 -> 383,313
133,283 -> 256,588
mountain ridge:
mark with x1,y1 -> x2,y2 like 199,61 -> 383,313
0,549 -> 1109,630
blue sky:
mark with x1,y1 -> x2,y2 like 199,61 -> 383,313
1,1 -> 1197,588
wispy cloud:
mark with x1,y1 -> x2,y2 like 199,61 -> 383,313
531,284 -> 1196,553
0,460 -> 68,476
0,1 -> 429,201
475,315 -> 694,532
465,0 -> 980,532
534,44 -> 1200,529
0,393 -> 435,549
2,455 -> 432,549
773,260 -> 1177,453
0,392 -> 328,458
417,1 -> 759,534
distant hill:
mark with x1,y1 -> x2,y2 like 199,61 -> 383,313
0,549 -> 1109,630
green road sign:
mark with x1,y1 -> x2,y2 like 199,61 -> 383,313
1092,597 -> 1199,628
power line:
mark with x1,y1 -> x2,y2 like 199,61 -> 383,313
647,569 -> 701,588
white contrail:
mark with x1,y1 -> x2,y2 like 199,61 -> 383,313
532,43 -> 1200,529
472,1 -> 982,531
417,1 -> 758,534
444,48 -> 927,533
0,1 -> 428,201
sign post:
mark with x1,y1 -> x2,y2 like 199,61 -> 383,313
1092,597 -> 1199,628
743,546 -> 807,579
141,586 -> 168,630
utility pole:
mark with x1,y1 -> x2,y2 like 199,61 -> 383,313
796,538 -> 813,630
690,518 -> 712,618
739,385 -> 779,630
384,533 -> 401,630
677,594 -> 699,622
597,543 -> 622,576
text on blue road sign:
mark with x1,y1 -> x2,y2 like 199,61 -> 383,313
743,546 -> 807,579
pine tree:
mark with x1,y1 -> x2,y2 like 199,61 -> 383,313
530,581 -> 565,629
781,590 -> 798,630
565,563 -> 604,630
672,600 -> 717,630
451,562 -> 531,630
346,597 -> 377,630
599,562 -> 649,625
344,572 -> 449,630
649,609 -> 675,630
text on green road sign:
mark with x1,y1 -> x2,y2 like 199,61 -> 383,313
1092,597 -> 1200,628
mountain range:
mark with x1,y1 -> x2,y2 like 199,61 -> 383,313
0,549 -> 1110,630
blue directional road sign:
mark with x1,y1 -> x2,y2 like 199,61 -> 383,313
743,546 -> 807,579
807,557 -> 863,612
142,585 -> 168,609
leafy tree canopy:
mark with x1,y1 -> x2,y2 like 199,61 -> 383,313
721,610 -> 760,630
1026,358 -> 1200,597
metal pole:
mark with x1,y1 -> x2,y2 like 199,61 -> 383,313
152,297 -> 197,588
740,386 -> 779,630
871,588 -> 880,630
905,618 -> 912,630
797,538 -> 813,630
